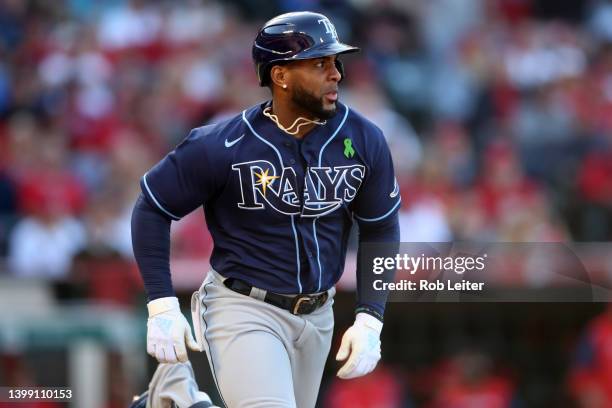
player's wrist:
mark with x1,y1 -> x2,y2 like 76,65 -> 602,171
355,312 -> 383,334
148,296 -> 180,316
355,306 -> 384,324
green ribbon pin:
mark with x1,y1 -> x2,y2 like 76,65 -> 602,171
343,138 -> 355,158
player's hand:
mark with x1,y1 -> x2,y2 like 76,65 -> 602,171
335,312 -> 383,379
147,297 -> 201,363
195,391 -> 221,408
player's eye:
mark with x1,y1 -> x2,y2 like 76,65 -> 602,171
315,60 -> 325,68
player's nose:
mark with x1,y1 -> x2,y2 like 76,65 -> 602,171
329,63 -> 341,83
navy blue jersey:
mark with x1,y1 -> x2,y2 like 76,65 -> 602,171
141,101 -> 401,295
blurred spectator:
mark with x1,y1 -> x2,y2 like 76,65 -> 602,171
588,0 -> 612,43
0,171 -> 17,256
576,147 -> 612,240
69,247 -> 141,306
427,351 -> 518,408
568,305 -> 612,408
344,68 -> 423,174
81,189 -> 132,259
399,197 -> 453,242
323,363 -> 408,408
7,126 -> 87,278
7,205 -> 86,279
97,0 -> 162,51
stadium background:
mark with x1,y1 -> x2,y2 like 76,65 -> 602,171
1,0 -> 612,406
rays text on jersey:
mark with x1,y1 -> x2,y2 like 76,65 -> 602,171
232,160 -> 365,217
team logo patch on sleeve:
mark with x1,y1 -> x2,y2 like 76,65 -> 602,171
232,160 -> 365,217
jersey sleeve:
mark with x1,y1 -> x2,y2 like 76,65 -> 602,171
140,127 -> 220,220
351,126 -> 401,222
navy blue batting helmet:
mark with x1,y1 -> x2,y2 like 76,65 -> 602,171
252,11 -> 359,86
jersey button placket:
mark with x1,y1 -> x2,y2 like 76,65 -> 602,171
283,140 -> 297,166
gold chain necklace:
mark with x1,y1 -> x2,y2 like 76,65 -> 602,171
262,106 -> 327,136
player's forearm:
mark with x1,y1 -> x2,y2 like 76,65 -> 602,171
131,193 -> 175,301
355,212 -> 400,321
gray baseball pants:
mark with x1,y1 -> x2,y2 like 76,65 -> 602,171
191,269 -> 335,408
146,361 -> 213,408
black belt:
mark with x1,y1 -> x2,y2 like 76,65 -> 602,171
223,278 -> 329,315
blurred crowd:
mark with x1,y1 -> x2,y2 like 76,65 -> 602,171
4,0 -> 612,283
2,0 -> 612,406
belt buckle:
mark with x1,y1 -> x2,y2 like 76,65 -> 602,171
292,296 -> 317,315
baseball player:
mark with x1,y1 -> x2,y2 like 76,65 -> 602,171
131,11 -> 400,408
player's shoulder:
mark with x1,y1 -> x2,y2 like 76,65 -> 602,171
187,111 -> 246,146
168,112 -> 246,170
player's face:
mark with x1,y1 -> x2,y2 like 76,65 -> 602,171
287,56 -> 341,119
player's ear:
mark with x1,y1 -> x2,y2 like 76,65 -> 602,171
270,65 -> 289,91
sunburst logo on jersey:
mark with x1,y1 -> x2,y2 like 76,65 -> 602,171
254,168 -> 279,195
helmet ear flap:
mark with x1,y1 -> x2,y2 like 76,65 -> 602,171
335,59 -> 345,83
260,63 -> 271,87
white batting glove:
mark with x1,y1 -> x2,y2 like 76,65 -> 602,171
335,312 -> 383,379
147,297 -> 201,364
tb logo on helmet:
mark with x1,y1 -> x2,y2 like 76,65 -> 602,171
318,18 -> 338,40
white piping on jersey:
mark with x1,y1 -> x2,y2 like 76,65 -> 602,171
290,215 -> 303,293
142,173 -> 181,220
313,218 -> 323,292
354,198 -> 402,222
242,109 -> 303,293
318,105 -> 350,166
314,104 -> 350,291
